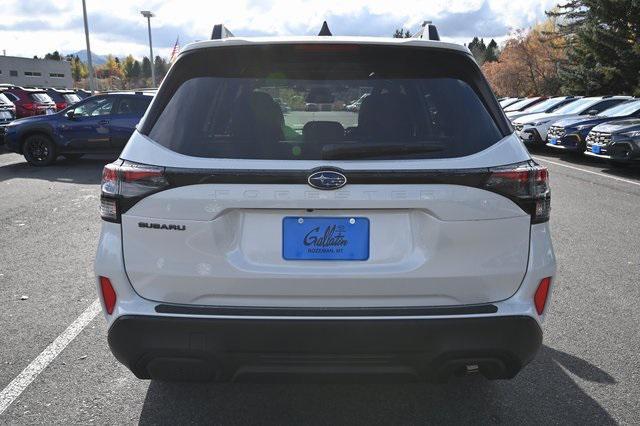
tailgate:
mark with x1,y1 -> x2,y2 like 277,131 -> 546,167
121,183 -> 530,307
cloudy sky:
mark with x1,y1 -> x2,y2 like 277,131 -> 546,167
0,0 -> 558,59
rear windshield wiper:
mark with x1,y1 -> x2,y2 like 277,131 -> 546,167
321,142 -> 444,160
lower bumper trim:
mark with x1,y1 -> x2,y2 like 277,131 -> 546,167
108,314 -> 542,383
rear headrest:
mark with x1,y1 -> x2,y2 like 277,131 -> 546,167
303,121 -> 344,143
231,91 -> 284,141
358,92 -> 413,141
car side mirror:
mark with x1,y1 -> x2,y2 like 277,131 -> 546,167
66,110 -> 75,119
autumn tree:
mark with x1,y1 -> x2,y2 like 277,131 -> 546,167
481,20 -> 565,96
70,56 -> 88,81
122,55 -> 136,79
96,54 -> 124,79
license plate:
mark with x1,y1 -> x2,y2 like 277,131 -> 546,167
549,138 -> 558,145
592,145 -> 601,154
0,111 -> 11,119
282,217 -> 369,261
45,109 -> 55,115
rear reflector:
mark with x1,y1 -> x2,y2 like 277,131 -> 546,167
534,277 -> 552,315
99,276 -> 117,315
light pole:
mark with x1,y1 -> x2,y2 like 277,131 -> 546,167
141,10 -> 155,87
82,0 -> 96,93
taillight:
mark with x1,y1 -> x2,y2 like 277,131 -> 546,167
22,102 -> 35,111
99,276 -> 117,314
484,161 -> 550,223
534,277 -> 552,315
100,160 -> 168,222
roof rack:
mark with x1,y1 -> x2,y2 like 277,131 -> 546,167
413,21 -> 440,41
211,24 -> 235,40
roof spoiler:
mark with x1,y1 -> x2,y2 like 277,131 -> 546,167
413,21 -> 440,41
211,24 -> 235,40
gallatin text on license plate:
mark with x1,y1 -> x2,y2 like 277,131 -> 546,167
282,217 -> 370,261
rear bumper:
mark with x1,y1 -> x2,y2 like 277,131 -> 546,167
108,314 -> 542,382
584,141 -> 640,163
546,134 -> 582,152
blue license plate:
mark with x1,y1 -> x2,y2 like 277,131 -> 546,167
592,145 -> 601,154
282,217 -> 370,261
549,138 -> 558,145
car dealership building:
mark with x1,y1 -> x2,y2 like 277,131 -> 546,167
0,55 -> 73,88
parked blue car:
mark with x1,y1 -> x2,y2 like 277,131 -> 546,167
546,99 -> 640,154
4,91 -> 154,166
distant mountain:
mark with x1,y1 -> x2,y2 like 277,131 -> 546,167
69,50 -> 107,65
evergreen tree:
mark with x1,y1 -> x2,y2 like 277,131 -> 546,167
142,56 -> 152,79
549,0 -> 640,95
393,28 -> 412,38
154,55 -> 168,79
468,37 -> 488,64
131,60 -> 142,79
44,51 -> 62,60
485,39 -> 499,62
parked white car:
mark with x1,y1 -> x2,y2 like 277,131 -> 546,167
505,96 -> 580,122
95,31 -> 556,383
512,96 -> 632,147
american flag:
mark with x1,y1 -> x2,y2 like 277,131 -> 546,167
169,37 -> 180,63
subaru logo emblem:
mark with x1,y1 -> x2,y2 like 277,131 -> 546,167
307,170 -> 347,190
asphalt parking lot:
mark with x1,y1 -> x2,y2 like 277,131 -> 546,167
0,147 -> 639,425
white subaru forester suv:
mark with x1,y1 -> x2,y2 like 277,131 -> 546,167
95,30 -> 556,383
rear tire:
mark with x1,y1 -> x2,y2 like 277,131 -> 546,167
62,153 -> 84,160
23,135 -> 57,167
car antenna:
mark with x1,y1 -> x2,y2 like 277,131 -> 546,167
318,21 -> 332,36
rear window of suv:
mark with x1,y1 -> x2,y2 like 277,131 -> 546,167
29,93 -> 54,103
143,44 -> 506,160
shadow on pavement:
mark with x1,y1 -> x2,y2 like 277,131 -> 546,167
138,346 -> 616,425
0,155 -> 113,185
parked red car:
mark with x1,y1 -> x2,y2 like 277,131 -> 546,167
46,88 -> 81,111
1,86 -> 57,118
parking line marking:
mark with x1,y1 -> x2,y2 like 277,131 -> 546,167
0,299 -> 100,415
533,157 -> 640,187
